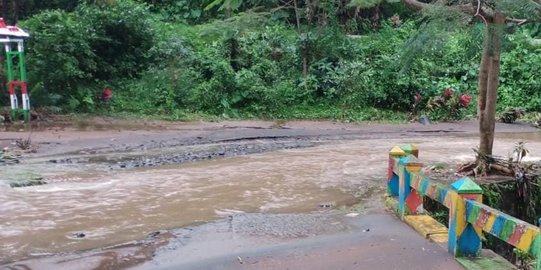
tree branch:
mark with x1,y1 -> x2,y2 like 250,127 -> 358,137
507,17 -> 528,25
474,0 -> 488,25
401,0 -> 494,20
401,0 -> 431,12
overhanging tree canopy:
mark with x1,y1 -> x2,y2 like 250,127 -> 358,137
354,0 -> 540,167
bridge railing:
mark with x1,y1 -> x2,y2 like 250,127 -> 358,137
387,144 -> 541,268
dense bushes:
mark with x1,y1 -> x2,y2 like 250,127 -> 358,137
108,19 -> 480,119
499,34 -> 541,112
21,10 -> 97,107
20,0 -> 154,110
11,0 -> 541,120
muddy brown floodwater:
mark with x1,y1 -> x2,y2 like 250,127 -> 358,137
1,120 -> 540,269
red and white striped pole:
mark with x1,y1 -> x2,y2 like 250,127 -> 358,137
20,83 -> 29,118
8,82 -> 18,111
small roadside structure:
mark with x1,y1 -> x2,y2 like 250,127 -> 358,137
0,18 -> 30,122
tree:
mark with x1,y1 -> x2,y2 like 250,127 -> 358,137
0,0 -> 80,23
353,0 -> 540,168
20,0 -> 155,106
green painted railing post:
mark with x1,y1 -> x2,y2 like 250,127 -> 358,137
449,177 -> 483,257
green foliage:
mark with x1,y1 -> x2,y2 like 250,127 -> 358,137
20,10 -> 98,106
425,99 -> 471,121
423,197 -> 449,226
12,0 -> 541,119
20,0 -> 154,109
205,0 -> 242,11
492,0 -> 540,20
349,0 -> 400,9
137,0 -> 210,23
499,33 -> 541,111
481,176 -> 541,266
31,0 -> 80,12
2,0 -> 79,23
77,1 -> 154,80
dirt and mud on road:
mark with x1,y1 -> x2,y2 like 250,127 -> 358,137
1,119 -> 540,269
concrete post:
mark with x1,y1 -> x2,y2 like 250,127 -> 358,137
448,177 -> 483,257
401,144 -> 419,158
388,146 -> 407,196
398,155 -> 423,219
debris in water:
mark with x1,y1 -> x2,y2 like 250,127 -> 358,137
74,232 -> 86,238
419,115 -> 431,125
0,152 -> 20,165
319,202 -> 335,208
15,137 -> 32,150
9,177 -> 46,188
345,213 -> 359,217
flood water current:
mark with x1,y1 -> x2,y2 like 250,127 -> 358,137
2,133 -> 541,263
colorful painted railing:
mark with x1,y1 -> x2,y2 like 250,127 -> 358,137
464,199 -> 541,264
387,144 -> 541,268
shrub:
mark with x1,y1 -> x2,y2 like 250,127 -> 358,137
20,0 -> 154,108
21,10 -> 97,106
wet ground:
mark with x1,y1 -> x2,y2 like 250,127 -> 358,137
135,213 -> 464,270
1,119 -> 540,269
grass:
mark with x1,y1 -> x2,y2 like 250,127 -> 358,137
265,105 -> 409,123
59,104 -> 409,124
68,110 -> 222,122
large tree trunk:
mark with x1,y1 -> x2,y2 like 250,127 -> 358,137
478,13 -> 505,158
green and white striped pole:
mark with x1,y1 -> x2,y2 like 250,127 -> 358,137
1,18 -> 30,122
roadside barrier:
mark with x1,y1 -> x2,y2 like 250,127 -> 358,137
386,144 -> 541,269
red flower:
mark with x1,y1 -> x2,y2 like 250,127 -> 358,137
101,87 -> 113,102
443,88 -> 454,99
458,94 -> 472,107
414,93 -> 422,103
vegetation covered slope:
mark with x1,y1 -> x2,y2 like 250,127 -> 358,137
1,0 -> 541,121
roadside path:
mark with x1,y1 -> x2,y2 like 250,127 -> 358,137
135,213 -> 463,270
1,119 -> 537,159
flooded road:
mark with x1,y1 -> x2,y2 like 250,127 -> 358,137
2,141 -> 368,262
1,122 -> 541,267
